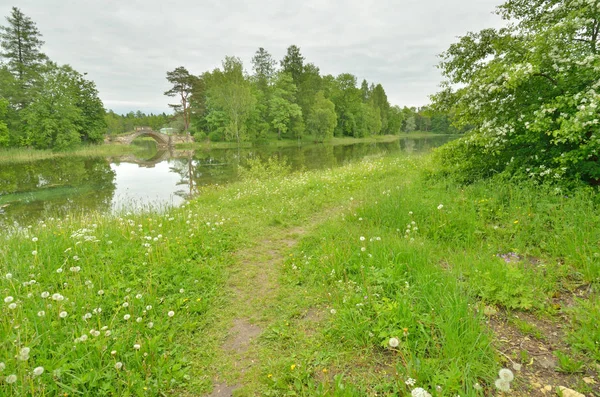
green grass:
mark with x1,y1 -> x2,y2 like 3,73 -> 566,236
0,144 -> 149,165
1,153 -> 599,396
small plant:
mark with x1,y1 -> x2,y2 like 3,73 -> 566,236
554,351 -> 584,374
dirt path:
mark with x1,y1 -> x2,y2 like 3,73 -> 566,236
204,225 -> 306,396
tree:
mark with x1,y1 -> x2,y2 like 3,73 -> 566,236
0,98 -> 9,146
205,57 -> 255,143
360,79 -> 370,102
269,72 -> 303,139
331,73 -> 362,137
280,45 -> 304,86
21,64 -> 105,149
164,66 -> 197,134
307,91 -> 337,141
251,47 -> 277,91
433,0 -> 600,184
22,65 -> 82,150
370,84 -> 390,132
0,7 -> 47,107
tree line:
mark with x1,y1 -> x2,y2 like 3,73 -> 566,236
0,7 -> 106,150
164,46 -> 456,143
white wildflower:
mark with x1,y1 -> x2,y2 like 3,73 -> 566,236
389,337 -> 399,348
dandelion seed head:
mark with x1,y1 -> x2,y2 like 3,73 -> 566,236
147,322 -> 154,328
0,362 -> 5,371
41,291 -> 49,298
5,374 -> 17,384
498,368 -> 514,382
123,314 -> 131,320
59,311 -> 68,318
115,362 -> 123,370
33,367 -> 44,376
146,305 -> 152,310
8,303 -> 16,309
37,311 -> 45,317
168,310 -> 175,317
388,337 -> 399,348
133,344 -> 141,350
437,204 -> 444,210
495,378 -> 510,392
5,273 -> 12,280
411,388 -> 432,397
4,296 -> 14,303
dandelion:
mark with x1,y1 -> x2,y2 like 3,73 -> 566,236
146,305 -> 152,310
474,383 -> 482,391
179,288 -> 185,293
83,313 -> 92,320
330,309 -> 336,314
37,311 -> 45,317
4,296 -> 14,303
5,273 -> 12,279
136,294 -> 142,299
97,290 -> 104,295
105,330 -> 112,337
32,237 -> 38,242
33,367 -> 44,376
80,335 -> 88,342
498,368 -> 514,382
59,311 -> 68,318
51,293 -> 62,301
168,310 -> 175,317
411,388 -> 432,397
8,303 -> 16,310
437,204 -> 444,210
56,268 -> 63,273
115,362 -> 123,370
5,374 -> 17,384
389,337 -> 399,348
0,362 -> 4,371
495,379 -> 510,392
111,350 -> 117,356
32,250 -> 37,256
123,314 -> 131,320
147,322 -> 154,328
133,344 -> 141,350
17,347 -> 30,361
41,291 -> 49,298
122,302 -> 129,308
360,247 -> 366,252
136,317 -> 142,323
91,330 -> 100,337
360,236 -> 366,241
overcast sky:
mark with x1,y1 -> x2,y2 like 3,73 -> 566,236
2,0 -> 504,115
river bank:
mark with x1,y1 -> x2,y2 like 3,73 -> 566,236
0,153 -> 598,396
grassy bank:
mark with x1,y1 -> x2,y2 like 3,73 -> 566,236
0,144 -> 149,165
175,132 -> 447,150
1,153 -> 598,396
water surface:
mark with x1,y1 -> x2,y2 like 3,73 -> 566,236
0,136 -> 454,225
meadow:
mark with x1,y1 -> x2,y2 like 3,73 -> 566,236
1,152 -> 598,396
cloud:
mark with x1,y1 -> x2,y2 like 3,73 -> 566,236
1,0 -> 504,114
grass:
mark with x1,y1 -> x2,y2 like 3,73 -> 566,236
1,153 -> 599,396
175,132 -> 448,150
0,144 -> 150,165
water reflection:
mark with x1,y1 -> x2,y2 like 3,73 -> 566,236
0,135 -> 454,225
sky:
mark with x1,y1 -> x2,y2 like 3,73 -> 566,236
1,0 -> 505,115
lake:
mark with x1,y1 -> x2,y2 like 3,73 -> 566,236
0,135 -> 454,226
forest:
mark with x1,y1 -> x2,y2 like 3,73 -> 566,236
163,47 -> 456,143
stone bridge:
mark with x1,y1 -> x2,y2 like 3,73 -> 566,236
109,149 -> 195,168
105,127 -> 194,147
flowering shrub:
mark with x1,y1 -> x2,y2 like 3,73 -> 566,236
433,0 -> 600,185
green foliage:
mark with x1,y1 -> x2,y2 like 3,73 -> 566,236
237,155 -> 291,181
434,0 -> 600,184
307,91 -> 337,141
269,72 -> 303,139
554,351 -> 585,374
0,98 -> 9,146
0,8 -> 107,150
164,66 -> 197,133
567,296 -> 600,362
22,64 -> 105,150
205,57 -> 255,143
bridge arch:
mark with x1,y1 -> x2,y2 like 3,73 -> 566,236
125,130 -> 170,147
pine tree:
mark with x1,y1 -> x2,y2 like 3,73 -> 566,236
0,7 -> 47,101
